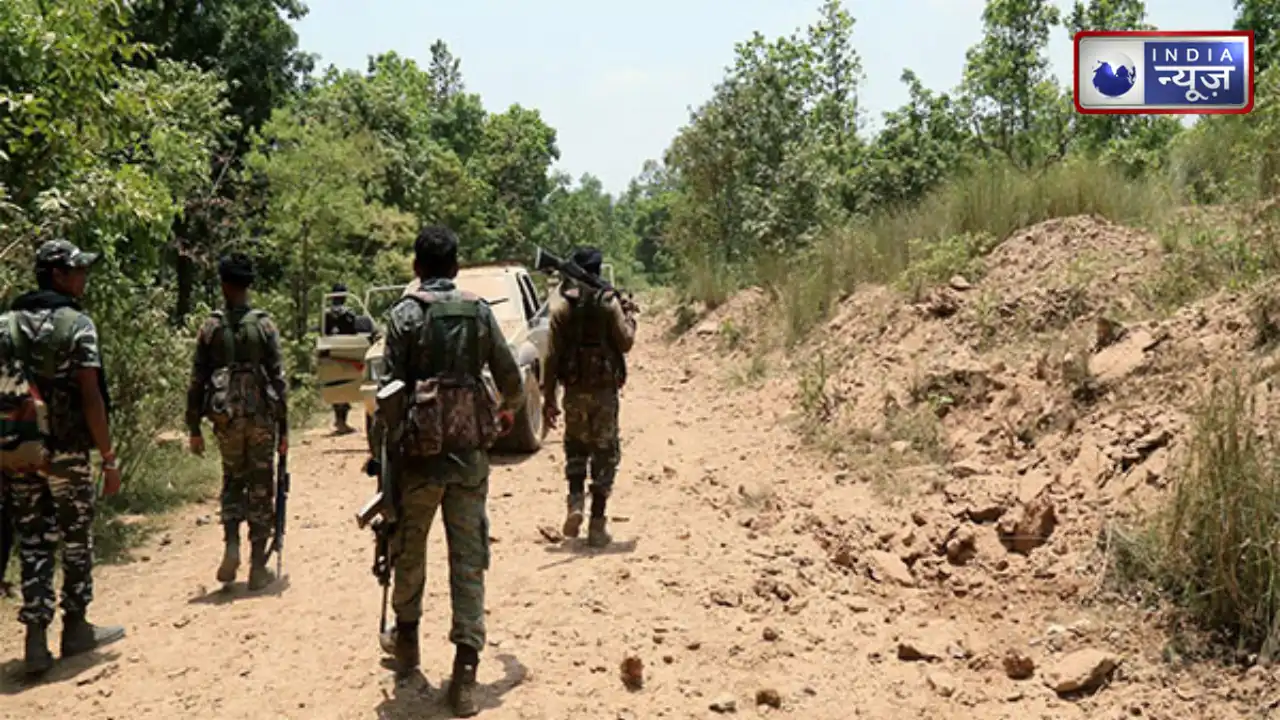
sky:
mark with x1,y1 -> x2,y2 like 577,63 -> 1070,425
293,1 -> 1239,194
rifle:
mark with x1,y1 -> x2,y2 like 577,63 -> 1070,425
267,438 -> 290,578
356,379 -> 408,636
533,246 -> 640,315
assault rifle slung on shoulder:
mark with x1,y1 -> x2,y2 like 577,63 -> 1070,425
533,246 -> 639,315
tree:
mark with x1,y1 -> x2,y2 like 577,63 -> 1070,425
125,0 -> 314,150
961,0 -> 1068,169
1066,0 -> 1180,173
1235,0 -> 1280,73
859,70 -> 976,208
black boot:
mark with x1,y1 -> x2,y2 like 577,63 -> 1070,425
217,522 -> 240,583
447,644 -> 479,717
60,613 -> 125,658
248,538 -> 275,591
24,624 -> 53,677
379,620 -> 419,674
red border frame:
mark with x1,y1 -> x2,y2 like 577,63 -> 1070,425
1073,30 -> 1255,115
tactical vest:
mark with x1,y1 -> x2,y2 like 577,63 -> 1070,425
203,309 -> 273,426
0,309 -> 77,471
558,288 -> 625,389
397,289 -> 498,457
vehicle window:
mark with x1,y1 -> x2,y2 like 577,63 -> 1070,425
455,273 -> 523,323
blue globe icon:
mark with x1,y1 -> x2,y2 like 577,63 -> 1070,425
1091,52 -> 1137,97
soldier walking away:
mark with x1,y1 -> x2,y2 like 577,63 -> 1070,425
324,282 -> 359,435
0,239 -> 125,677
186,253 -> 289,591
373,225 -> 524,717
542,246 -> 636,548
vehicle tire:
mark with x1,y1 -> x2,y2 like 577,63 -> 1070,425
506,367 -> 542,453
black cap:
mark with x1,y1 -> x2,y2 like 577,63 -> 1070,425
572,246 -> 602,275
332,282 -> 347,293
218,252 -> 255,287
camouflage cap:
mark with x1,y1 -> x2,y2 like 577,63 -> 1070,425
35,239 -> 99,270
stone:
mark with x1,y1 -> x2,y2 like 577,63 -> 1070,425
997,497 -> 1056,554
868,550 -> 915,587
1043,649 -> 1119,694
1003,650 -> 1036,680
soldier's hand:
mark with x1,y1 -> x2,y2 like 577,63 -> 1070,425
497,410 -> 515,436
189,435 -> 204,456
101,466 -> 122,497
278,436 -> 289,456
542,401 -> 560,430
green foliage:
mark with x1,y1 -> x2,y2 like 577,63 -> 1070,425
1112,372 -> 1280,654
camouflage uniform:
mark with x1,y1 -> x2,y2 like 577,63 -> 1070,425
324,299 -> 359,432
542,275 -> 636,547
0,239 -> 126,674
377,273 -> 522,715
186,304 -> 288,589
0,297 -> 103,627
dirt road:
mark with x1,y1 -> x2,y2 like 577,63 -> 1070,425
0,322 -> 1244,719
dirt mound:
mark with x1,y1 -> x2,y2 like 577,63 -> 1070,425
675,286 -> 772,355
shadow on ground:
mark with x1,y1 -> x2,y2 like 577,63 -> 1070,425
187,575 -> 293,605
374,653 -> 528,719
0,648 -> 122,696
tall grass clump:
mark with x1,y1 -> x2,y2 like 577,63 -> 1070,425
763,159 -> 1171,342
1116,372 -> 1280,654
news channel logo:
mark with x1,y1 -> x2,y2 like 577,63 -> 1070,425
1074,31 -> 1254,114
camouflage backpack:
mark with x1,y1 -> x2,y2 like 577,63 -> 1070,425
559,287 -> 626,389
397,290 -> 499,458
0,309 -> 77,473
203,310 -> 272,427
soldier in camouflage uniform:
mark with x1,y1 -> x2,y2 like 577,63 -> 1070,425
186,253 -> 289,591
542,247 -> 636,548
324,282 -> 359,435
374,225 -> 524,717
0,240 -> 125,676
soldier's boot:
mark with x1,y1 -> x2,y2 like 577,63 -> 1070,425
60,613 -> 125,658
380,621 -> 419,673
562,492 -> 585,538
24,624 -> 54,677
587,490 -> 611,548
216,522 -> 240,583
587,516 -> 611,548
447,644 -> 480,717
248,539 -> 275,591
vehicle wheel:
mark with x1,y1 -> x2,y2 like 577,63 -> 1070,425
506,367 -> 542,453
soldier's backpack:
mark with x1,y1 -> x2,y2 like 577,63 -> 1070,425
558,286 -> 626,389
203,310 -> 272,427
397,290 -> 499,458
0,309 -> 76,474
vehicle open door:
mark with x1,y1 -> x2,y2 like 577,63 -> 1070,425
314,290 -> 373,406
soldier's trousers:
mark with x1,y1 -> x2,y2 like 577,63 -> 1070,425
391,467 -> 490,651
8,453 -> 96,627
214,418 -> 276,543
333,403 -> 350,426
563,386 -> 621,499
